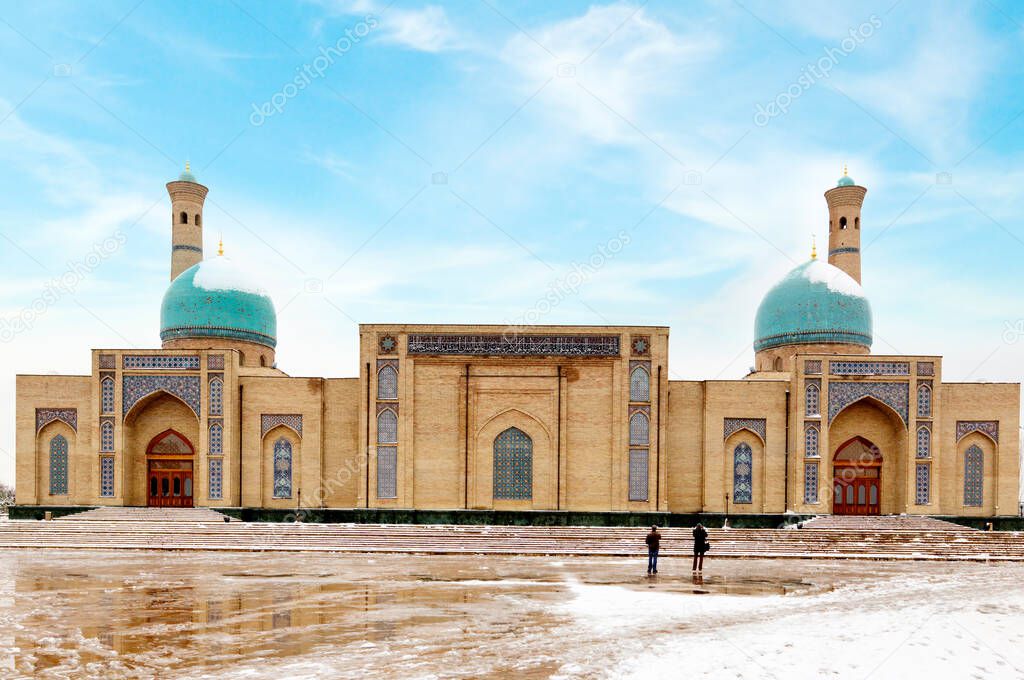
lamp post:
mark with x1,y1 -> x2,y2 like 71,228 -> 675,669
725,492 -> 730,528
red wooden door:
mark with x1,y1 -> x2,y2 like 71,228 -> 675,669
833,476 -> 880,515
148,469 -> 194,507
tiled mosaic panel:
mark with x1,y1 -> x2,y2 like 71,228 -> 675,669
828,382 -> 908,425
209,422 -> 223,455
123,375 -> 201,416
377,446 -> 398,499
723,418 -> 766,442
261,414 -> 303,438
915,463 -> 930,505
49,435 -> 68,495
630,335 -> 650,356
804,360 -> 822,375
733,443 -> 753,504
100,420 -> 114,452
917,383 -> 932,418
830,361 -> 910,376
36,408 -> 77,433
377,410 -> 398,444
963,445 -> 984,507
629,412 -> 650,445
377,365 -> 398,400
804,424 -> 819,457
207,354 -> 225,370
101,377 -> 115,414
956,421 -> 998,443
628,449 -> 649,501
407,334 -> 621,357
804,462 -> 818,503
273,438 -> 292,498
805,381 -> 820,417
916,426 -> 930,458
629,365 -> 650,402
98,354 -> 115,369
100,456 -> 115,497
123,355 -> 200,370
917,361 -> 935,376
209,458 -> 223,499
209,377 -> 223,416
493,427 -> 532,500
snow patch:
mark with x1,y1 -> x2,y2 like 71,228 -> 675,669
192,257 -> 267,296
801,260 -> 866,298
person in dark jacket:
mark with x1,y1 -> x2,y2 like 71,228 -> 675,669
645,525 -> 661,575
692,523 -> 709,572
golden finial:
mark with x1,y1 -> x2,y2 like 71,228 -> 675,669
811,234 -> 817,260
843,163 -> 848,176
185,160 -> 191,173
218,236 -> 224,257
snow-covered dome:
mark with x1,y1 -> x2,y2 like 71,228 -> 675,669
754,259 -> 872,352
160,256 -> 277,349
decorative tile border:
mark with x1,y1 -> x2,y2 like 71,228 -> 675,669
956,420 -> 998,443
828,381 -> 908,425
724,417 -> 766,442
376,402 -> 399,417
98,354 -> 116,369
628,359 -> 652,372
830,361 -> 910,376
407,334 -> 621,357
628,404 -> 651,417
917,361 -> 935,376
804,360 -> 822,375
630,335 -> 650,357
261,414 -> 303,438
376,358 -> 399,370
123,355 -> 200,370
207,354 -> 225,370
123,375 -> 201,416
628,449 -> 649,501
36,408 -> 77,433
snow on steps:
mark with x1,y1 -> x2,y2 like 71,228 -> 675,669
0,512 -> 1021,561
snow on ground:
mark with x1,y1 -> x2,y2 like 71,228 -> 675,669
1,550 -> 1023,679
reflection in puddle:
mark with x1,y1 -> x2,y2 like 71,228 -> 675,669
0,550 -> 1013,679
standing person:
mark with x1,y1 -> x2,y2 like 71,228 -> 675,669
645,525 -> 661,575
692,523 -> 709,572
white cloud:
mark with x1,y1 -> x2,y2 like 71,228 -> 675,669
311,1 -> 462,52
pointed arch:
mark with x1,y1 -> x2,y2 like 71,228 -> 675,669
377,408 -> 397,444
377,364 -> 398,400
804,423 -> 819,457
100,420 -> 114,452
732,442 -> 753,504
146,428 -> 195,456
629,365 -> 650,402
916,425 -> 930,458
272,437 -> 293,499
101,377 -> 115,414
209,422 -> 223,455
917,383 -> 931,417
963,444 -> 984,507
209,377 -> 223,416
805,383 -> 820,416
629,412 -> 649,446
493,427 -> 532,500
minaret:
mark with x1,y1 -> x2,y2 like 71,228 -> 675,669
824,165 -> 867,283
166,162 -> 209,281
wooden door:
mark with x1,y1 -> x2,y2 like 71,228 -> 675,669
833,476 -> 880,515
148,467 -> 194,507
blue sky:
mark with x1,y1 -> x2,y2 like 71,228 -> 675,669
1,0 -> 1023,484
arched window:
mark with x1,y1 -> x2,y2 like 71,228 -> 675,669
805,383 -> 819,416
377,365 -> 398,400
917,384 -> 931,417
273,437 -> 292,498
916,426 -> 930,458
377,409 -> 397,444
209,378 -> 223,416
260,356 -> 266,367
629,412 -> 649,446
195,214 -> 201,227
629,366 -> 650,402
804,424 -> 819,457
733,443 -> 753,504
210,422 -> 223,455
180,211 -> 188,224
854,216 -> 860,229
100,420 -> 114,452
773,357 -> 783,371
49,434 -> 68,495
101,377 -> 114,414
839,216 -> 847,229
963,445 -> 984,507
493,427 -> 532,500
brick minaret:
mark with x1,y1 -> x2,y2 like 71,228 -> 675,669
166,163 -> 208,281
824,166 -> 867,283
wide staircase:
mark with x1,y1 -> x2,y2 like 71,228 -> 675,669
799,515 -> 973,531
0,512 -> 1021,560
55,506 -> 238,522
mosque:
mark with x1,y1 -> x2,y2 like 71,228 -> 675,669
14,166 -> 1020,519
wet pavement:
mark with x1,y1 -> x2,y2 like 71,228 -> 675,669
2,549 -> 1023,678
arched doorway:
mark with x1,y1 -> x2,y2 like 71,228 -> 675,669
146,429 -> 194,507
833,436 -> 881,515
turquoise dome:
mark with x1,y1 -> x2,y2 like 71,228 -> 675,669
754,260 -> 871,352
178,169 -> 197,182
160,257 -> 277,348
837,174 -> 855,187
